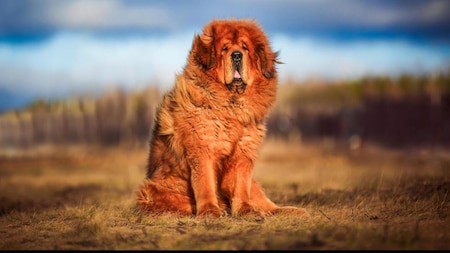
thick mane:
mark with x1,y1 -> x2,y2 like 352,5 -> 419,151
137,19 -> 308,219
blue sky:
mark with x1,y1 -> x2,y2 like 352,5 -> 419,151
1,0 -> 450,111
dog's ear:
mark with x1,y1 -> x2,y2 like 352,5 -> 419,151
191,26 -> 216,70
256,44 -> 279,79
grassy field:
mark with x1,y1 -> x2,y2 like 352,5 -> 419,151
0,138 -> 449,250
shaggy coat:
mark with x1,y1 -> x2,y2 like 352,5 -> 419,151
137,19 -> 307,217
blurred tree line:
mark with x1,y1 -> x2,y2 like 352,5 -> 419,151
0,70 -> 449,149
0,87 -> 160,148
268,70 -> 450,149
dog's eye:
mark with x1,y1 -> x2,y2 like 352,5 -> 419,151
242,43 -> 248,51
222,46 -> 228,52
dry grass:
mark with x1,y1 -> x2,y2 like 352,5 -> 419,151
0,139 -> 449,250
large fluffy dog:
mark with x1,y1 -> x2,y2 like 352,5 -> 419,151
137,19 -> 307,218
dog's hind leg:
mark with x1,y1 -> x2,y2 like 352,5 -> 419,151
137,179 -> 195,216
249,179 -> 309,217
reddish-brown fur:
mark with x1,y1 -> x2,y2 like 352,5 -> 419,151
137,19 -> 308,218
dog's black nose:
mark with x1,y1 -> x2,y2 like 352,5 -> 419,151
231,51 -> 242,62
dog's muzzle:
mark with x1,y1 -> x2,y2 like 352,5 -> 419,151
227,51 -> 247,94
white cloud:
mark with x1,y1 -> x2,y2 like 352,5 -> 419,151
0,32 -> 194,98
421,0 -> 450,23
275,0 -> 450,28
273,35 -> 450,83
0,32 -> 449,100
44,0 -> 174,30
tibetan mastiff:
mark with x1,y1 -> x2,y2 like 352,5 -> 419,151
137,19 -> 308,218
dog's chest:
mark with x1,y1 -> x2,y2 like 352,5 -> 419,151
186,107 -> 245,156
207,112 -> 242,155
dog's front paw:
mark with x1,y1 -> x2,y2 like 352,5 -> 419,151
196,203 -> 222,218
233,202 -> 265,217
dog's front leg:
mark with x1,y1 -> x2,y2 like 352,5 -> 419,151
189,156 -> 222,217
221,149 -> 262,217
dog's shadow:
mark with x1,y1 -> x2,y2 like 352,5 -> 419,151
0,183 -> 102,216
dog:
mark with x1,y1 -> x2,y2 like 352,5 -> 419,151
137,19 -> 308,218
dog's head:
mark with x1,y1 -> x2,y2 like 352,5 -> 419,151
190,19 -> 279,94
